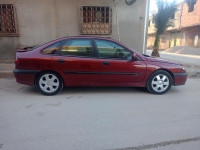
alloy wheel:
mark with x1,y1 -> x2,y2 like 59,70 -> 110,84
151,74 -> 169,92
39,73 -> 60,93
147,70 -> 173,94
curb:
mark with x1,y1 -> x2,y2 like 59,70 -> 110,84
0,71 -> 14,78
0,63 -> 15,78
161,52 -> 200,58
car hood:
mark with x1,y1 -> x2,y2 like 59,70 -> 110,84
146,57 -> 180,65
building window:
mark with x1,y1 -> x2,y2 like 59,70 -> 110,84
83,6 -> 110,23
161,37 -> 166,43
187,0 -> 197,12
0,4 -> 18,36
80,6 -> 112,35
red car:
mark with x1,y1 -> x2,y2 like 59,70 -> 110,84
13,36 -> 187,95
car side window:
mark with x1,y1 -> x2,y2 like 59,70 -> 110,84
61,39 -> 94,57
95,40 -> 132,60
41,41 -> 64,55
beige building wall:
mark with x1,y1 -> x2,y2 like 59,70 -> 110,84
0,0 -> 148,61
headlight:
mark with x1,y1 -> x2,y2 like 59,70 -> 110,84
182,67 -> 186,71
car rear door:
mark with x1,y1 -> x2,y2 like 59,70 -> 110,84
52,39 -> 100,84
94,39 -> 146,83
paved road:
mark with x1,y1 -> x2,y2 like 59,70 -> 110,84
0,78 -> 200,150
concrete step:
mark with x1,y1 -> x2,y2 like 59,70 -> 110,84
0,71 -> 14,78
0,63 -> 15,78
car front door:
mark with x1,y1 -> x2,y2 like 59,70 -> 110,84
94,39 -> 146,83
51,39 -> 100,85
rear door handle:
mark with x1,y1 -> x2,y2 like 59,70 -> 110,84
102,62 -> 110,65
57,59 -> 66,63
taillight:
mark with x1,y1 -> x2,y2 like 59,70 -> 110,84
15,56 -> 20,64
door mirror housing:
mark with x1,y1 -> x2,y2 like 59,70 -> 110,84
132,53 -> 137,61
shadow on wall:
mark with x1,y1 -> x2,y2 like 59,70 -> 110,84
0,37 -> 20,62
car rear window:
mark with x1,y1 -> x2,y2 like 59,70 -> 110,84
41,41 -> 65,55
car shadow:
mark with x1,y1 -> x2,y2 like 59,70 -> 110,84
18,85 -> 182,96
19,86 -> 148,96
23,86 -> 41,95
60,86 -> 148,95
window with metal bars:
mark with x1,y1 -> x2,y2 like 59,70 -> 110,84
83,6 -> 110,23
80,6 -> 112,35
0,4 -> 18,36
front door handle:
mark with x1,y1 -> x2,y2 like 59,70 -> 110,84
57,59 -> 66,63
102,62 -> 110,65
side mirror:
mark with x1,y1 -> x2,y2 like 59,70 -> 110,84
132,53 -> 137,61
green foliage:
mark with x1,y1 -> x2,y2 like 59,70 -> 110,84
153,0 -> 177,35
152,0 -> 177,57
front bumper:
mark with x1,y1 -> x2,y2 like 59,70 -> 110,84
173,72 -> 187,86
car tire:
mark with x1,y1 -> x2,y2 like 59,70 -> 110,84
36,71 -> 63,95
147,70 -> 173,95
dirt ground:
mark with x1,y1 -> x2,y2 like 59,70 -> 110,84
164,46 -> 200,56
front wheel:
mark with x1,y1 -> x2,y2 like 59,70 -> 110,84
36,72 -> 63,95
147,70 -> 173,95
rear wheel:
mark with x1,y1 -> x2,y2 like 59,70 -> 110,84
147,70 -> 173,94
36,72 -> 63,95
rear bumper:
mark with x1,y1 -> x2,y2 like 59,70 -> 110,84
13,69 -> 40,74
173,72 -> 187,86
13,69 -> 39,86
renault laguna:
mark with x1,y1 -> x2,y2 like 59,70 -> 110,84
13,37 -> 187,95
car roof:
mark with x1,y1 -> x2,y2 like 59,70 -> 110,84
60,36 -> 119,43
33,36 -> 120,52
